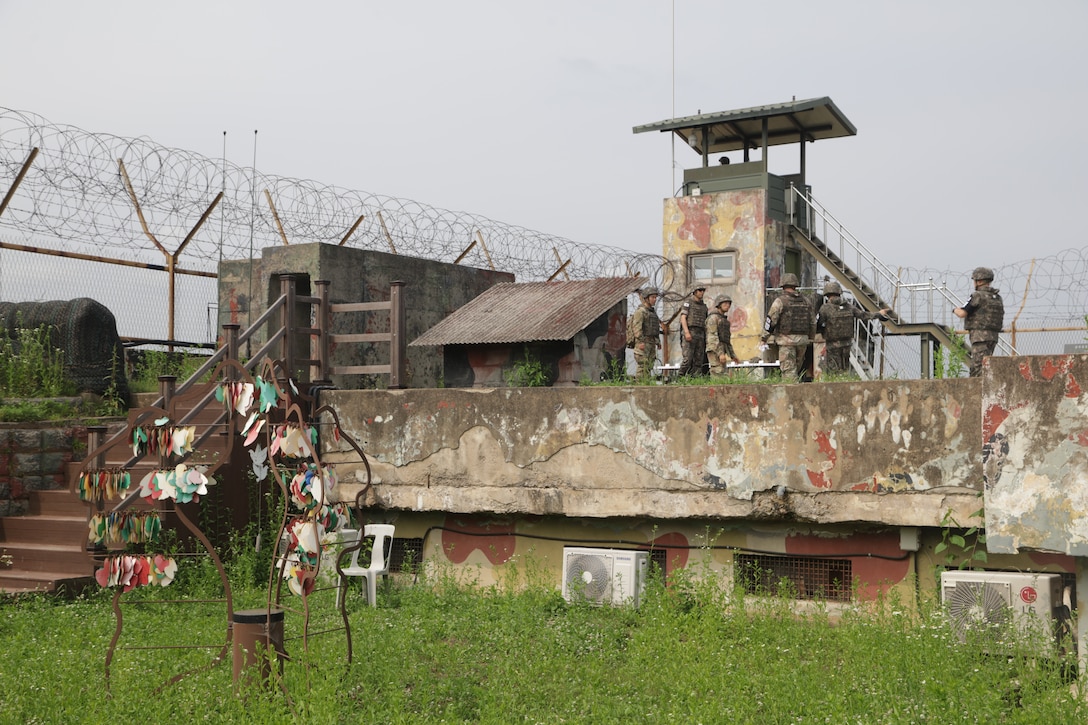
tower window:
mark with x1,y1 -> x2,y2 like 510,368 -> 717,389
689,252 -> 736,285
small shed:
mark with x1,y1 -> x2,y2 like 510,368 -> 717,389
410,277 -> 640,387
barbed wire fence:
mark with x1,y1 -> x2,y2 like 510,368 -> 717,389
0,107 -> 1085,369
0,107 -> 670,344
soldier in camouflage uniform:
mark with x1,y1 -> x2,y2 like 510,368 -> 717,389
706,294 -> 740,375
630,287 -> 662,382
762,273 -> 814,381
953,267 -> 1004,377
816,281 -> 889,375
678,285 -> 709,377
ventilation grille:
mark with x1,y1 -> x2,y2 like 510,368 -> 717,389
649,548 -> 667,577
388,537 -> 423,573
736,553 -> 852,602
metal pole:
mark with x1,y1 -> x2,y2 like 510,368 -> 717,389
314,280 -> 331,384
280,275 -> 297,377
389,280 -> 406,389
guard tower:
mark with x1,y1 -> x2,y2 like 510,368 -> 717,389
634,97 -> 858,365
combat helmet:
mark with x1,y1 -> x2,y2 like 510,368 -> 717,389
971,267 -> 994,282
690,284 -> 707,296
639,287 -> 659,300
823,281 -> 842,295
713,294 -> 732,308
780,273 -> 799,288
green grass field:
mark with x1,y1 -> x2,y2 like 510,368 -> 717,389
0,560 -> 1082,724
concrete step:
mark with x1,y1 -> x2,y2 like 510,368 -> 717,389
0,569 -> 94,595
28,489 -> 88,517
0,514 -> 86,542
1,541 -> 93,573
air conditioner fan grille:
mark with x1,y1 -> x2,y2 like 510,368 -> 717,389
565,554 -> 611,602
948,580 -> 1011,637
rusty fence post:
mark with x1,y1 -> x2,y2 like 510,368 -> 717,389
314,280 -> 331,384
280,274 -> 297,377
159,375 -> 177,411
389,280 -> 406,389
222,324 -> 240,372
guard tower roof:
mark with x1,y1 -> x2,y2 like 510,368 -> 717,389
633,96 -> 856,155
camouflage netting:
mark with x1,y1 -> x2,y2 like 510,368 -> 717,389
0,298 -> 130,402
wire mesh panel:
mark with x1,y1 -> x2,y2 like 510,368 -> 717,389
0,241 -> 218,343
388,537 -> 424,573
735,553 -> 852,602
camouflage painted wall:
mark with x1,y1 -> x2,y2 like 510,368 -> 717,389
660,189 -> 814,364
983,354 -> 1088,555
322,377 -> 982,528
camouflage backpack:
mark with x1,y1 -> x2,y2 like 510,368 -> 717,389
626,309 -> 640,349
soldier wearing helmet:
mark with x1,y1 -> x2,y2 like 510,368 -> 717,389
628,288 -> 662,381
761,272 -> 814,381
816,280 -> 890,375
953,267 -> 1004,377
706,294 -> 740,374
678,284 -> 709,376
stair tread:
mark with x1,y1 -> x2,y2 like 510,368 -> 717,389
1,568 -> 91,580
2,541 -> 88,552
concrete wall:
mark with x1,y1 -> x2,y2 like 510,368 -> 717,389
983,354 -> 1088,556
322,378 -> 982,527
218,243 -> 513,388
314,357 -> 1088,602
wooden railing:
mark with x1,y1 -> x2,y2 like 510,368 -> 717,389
308,278 -> 406,388
90,274 -> 406,511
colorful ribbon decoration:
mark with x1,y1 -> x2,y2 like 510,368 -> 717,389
78,469 -> 132,502
137,464 -> 215,503
216,380 -> 255,417
131,424 -> 197,459
87,510 -> 162,545
288,464 -> 339,510
94,554 -> 178,591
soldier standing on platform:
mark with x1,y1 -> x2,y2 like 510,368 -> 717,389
953,267 -> 1005,377
816,281 -> 889,375
706,294 -> 740,375
761,273 -> 814,381
628,287 -> 662,382
678,285 -> 709,377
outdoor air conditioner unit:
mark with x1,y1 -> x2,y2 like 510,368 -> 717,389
562,547 -> 649,607
940,570 -> 1068,653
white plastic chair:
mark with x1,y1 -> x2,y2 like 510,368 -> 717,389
336,523 -> 395,608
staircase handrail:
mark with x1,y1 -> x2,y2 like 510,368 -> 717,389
90,295 -> 291,516
92,294 -> 290,466
790,185 -> 904,301
790,184 -> 1016,358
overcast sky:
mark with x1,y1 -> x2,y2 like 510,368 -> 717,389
2,0 -> 1086,279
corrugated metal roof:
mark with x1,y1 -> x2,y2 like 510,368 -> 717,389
632,96 -> 856,155
410,277 -> 641,346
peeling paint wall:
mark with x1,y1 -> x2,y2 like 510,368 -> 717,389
322,377 -> 981,527
983,354 -> 1088,555
660,189 -> 816,364
662,191 -> 766,363
320,357 -> 1088,602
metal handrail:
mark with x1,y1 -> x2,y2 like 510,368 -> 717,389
790,184 -> 1016,358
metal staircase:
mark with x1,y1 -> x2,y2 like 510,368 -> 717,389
787,185 -> 1015,377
